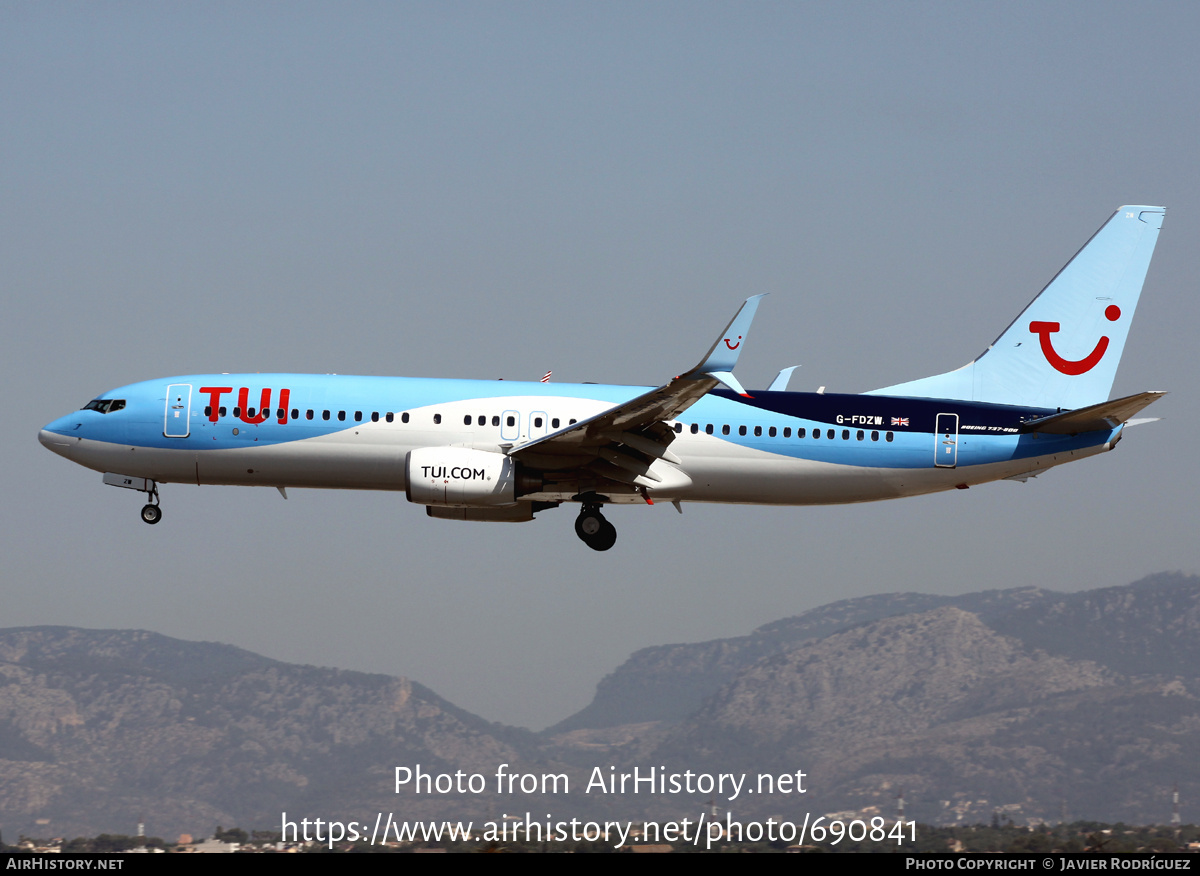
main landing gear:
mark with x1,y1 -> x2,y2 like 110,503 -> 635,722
575,503 -> 616,551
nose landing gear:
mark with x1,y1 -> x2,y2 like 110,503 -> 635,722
103,473 -> 163,525
575,503 -> 616,551
140,481 -> 162,525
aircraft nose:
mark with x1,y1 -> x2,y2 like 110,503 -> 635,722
39,416 -> 82,456
39,428 -> 71,456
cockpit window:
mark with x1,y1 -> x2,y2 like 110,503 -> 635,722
81,399 -> 125,414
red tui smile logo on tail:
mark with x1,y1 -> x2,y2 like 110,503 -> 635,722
1029,305 -> 1121,375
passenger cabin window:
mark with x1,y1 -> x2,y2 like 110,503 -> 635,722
385,412 -> 394,423
722,425 -> 730,435
569,419 -> 577,425
204,406 -> 212,417
233,407 -> 242,418
433,414 -> 442,424
322,410 -> 330,420
338,411 -> 346,421
754,426 -> 762,437
291,409 -> 299,420
871,430 -> 879,441
506,415 -> 516,427
534,417 -> 543,428
674,423 -> 683,433
785,427 -> 793,438
401,412 -> 410,423
842,429 -> 849,440
886,431 -> 894,442
355,411 -> 363,422
464,415 -> 472,426
306,410 -> 314,420
478,416 -> 486,426
706,424 -> 714,434
857,430 -> 864,440
827,429 -> 835,439
768,426 -> 776,437
552,418 -> 560,429
219,407 -> 227,417
690,423 -> 699,434
738,426 -> 747,436
371,412 -> 379,422
492,415 -> 500,426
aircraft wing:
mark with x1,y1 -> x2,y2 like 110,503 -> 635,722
1018,390 -> 1166,434
506,295 -> 766,469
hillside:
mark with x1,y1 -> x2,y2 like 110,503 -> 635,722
2,573 -> 1199,836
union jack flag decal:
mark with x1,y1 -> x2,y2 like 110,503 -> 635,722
541,371 -> 552,383
891,417 -> 909,426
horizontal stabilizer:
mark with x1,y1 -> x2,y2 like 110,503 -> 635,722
1019,391 -> 1165,434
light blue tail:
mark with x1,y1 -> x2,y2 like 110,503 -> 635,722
869,206 -> 1165,410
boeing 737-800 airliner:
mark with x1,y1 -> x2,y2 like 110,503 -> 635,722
39,206 -> 1166,550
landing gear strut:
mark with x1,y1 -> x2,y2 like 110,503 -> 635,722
101,473 -> 164,525
140,481 -> 161,525
575,503 -> 616,551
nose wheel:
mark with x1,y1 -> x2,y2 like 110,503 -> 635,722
575,504 -> 616,551
140,481 -> 162,525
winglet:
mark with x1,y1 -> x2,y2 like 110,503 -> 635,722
683,294 -> 766,396
768,365 -> 800,392
508,295 -> 767,458
707,370 -> 750,397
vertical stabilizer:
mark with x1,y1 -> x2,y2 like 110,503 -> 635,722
868,206 -> 1165,409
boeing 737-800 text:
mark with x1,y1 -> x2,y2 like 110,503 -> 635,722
39,205 -> 1166,550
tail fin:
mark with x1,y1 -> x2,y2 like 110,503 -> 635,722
868,206 -> 1165,409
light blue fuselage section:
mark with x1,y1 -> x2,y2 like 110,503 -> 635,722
40,373 -> 1118,506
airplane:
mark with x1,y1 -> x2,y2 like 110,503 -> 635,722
39,205 -> 1166,551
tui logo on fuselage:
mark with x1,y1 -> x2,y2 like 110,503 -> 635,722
199,386 -> 292,424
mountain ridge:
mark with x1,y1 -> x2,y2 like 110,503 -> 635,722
550,572 -> 1199,732
2,572 -> 1198,836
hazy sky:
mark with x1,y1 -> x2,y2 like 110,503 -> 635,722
5,2 -> 1198,730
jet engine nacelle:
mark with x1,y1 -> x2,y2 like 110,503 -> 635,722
406,447 -> 519,507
